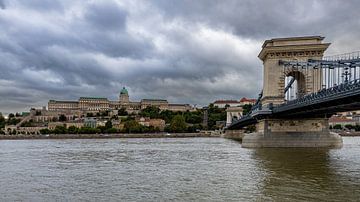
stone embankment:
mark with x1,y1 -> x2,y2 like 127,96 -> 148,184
0,132 -> 220,140
222,130 -> 245,141
338,131 -> 360,136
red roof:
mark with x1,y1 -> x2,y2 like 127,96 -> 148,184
329,116 -> 356,123
213,100 -> 240,104
240,97 -> 257,103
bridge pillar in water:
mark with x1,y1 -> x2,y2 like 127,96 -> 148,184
258,36 -> 330,105
241,36 -> 342,148
242,118 -> 342,148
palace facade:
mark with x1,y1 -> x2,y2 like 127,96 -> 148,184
48,87 -> 192,113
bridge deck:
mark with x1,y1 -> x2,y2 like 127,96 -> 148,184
228,79 -> 360,129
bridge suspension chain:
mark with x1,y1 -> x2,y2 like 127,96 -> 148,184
279,51 -> 360,93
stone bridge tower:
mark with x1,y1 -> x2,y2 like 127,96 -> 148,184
258,36 -> 330,106
225,36 -> 343,148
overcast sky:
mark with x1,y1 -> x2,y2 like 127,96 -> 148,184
0,0 -> 360,113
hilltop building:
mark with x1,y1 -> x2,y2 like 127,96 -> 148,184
212,97 -> 256,127
213,100 -> 240,108
48,87 -> 192,113
213,97 -> 257,108
239,97 -> 257,105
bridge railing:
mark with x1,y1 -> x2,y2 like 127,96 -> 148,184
227,90 -> 265,129
279,51 -> 360,95
323,51 -> 360,61
276,78 -> 360,111
229,51 -> 360,129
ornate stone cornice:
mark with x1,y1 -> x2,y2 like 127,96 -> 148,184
258,43 -> 330,60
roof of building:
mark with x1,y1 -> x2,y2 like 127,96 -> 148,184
329,116 -> 357,123
213,100 -> 240,104
169,104 -> 190,107
262,36 -> 325,48
240,97 -> 257,103
49,100 -> 79,103
120,87 -> 128,95
79,97 -> 108,100
141,99 -> 168,102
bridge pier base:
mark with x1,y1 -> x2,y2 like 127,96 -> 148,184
223,129 -> 245,141
242,118 -> 343,148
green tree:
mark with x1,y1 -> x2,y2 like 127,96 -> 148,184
105,120 -> 113,129
21,120 -> 35,127
123,120 -> 142,133
333,124 -> 343,130
169,115 -> 187,132
97,126 -> 107,133
40,128 -> 51,134
106,128 -> 118,133
184,111 -> 202,124
354,125 -> 360,131
59,114 -> 67,122
187,124 -> 203,133
53,125 -> 67,134
159,110 -> 176,123
242,104 -> 253,115
208,112 -> 226,129
140,106 -> 161,119
344,124 -> 353,130
7,117 -> 21,125
118,107 -> 128,116
0,113 -> 5,129
67,126 -> 78,134
101,111 -> 109,117
79,127 -> 100,134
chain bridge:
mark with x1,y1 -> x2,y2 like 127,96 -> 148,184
226,36 -> 360,148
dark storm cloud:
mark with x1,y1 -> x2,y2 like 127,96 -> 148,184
84,1 -> 127,30
0,0 -> 359,113
151,0 -> 356,38
0,2 -> 4,9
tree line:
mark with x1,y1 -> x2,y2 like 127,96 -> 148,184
1,104 -> 229,135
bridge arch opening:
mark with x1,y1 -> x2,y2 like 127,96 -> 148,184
285,71 -> 306,101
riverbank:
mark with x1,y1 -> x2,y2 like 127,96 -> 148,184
338,131 -> 360,136
0,132 -> 220,140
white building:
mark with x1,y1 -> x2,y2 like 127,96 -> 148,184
213,100 -> 240,108
226,107 -> 243,127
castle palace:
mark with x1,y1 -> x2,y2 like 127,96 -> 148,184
48,87 -> 192,113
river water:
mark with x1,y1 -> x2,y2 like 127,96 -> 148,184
0,137 -> 359,201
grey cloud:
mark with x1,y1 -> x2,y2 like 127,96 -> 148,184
0,0 -> 359,113
151,0 -> 356,39
0,0 -> 4,9
84,1 -> 127,30
13,0 -> 64,12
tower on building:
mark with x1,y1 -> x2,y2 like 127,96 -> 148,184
119,87 -> 129,103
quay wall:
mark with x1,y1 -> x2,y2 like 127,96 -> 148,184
0,133 -> 219,140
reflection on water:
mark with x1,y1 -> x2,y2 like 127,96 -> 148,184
0,137 -> 359,201
252,148 -> 360,201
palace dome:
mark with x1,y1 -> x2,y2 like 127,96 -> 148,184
120,87 -> 128,95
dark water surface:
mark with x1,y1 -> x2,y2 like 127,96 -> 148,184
0,137 -> 360,201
